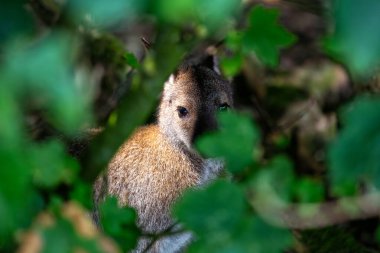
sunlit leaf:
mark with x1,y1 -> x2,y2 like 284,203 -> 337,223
242,6 -> 296,67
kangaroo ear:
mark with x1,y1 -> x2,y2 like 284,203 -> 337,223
162,73 -> 176,101
198,54 -> 221,75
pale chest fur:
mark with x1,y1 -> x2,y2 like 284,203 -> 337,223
106,125 -> 210,232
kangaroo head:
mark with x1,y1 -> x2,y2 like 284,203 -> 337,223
158,54 -> 233,148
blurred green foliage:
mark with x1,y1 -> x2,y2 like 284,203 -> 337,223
328,96 -> 380,196
40,217 -> 103,253
67,0 -> 147,28
99,197 -> 139,252
259,155 -> 295,201
242,6 -> 296,67
221,5 -> 296,77
324,0 -> 380,77
0,31 -> 92,248
196,112 -> 259,173
4,33 -> 93,133
0,1 -> 34,42
154,0 -> 240,32
174,180 -> 293,253
0,0 -> 379,252
295,177 -> 325,203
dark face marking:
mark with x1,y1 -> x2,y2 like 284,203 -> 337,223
188,66 -> 232,142
159,61 -> 233,148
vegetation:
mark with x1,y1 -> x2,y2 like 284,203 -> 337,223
1,0 -> 380,252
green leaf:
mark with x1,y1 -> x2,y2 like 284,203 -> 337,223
70,182 -> 93,209
175,181 -> 292,253
156,0 -> 241,31
174,180 -> 245,235
295,177 -> 324,203
99,197 -> 139,251
0,146 -> 39,243
187,216 -> 292,253
0,85 -> 23,147
124,52 -> 140,68
31,140 -> 79,188
328,96 -> 380,195
40,217 -> 103,253
4,33 -> 93,134
196,111 -> 259,173
324,0 -> 380,77
242,6 -> 296,67
196,0 -> 241,30
0,1 -> 34,42
225,31 -> 244,51
221,52 -> 243,77
41,218 -> 78,253
239,217 -> 293,253
262,156 -> 295,201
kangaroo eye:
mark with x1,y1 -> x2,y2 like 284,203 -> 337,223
177,106 -> 189,118
218,103 -> 230,111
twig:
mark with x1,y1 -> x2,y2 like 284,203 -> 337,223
142,223 -> 186,253
277,98 -> 317,131
140,37 -> 152,50
248,173 -> 380,229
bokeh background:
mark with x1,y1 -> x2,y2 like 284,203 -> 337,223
1,0 -> 380,252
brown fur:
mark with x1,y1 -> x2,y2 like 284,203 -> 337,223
106,125 -> 201,231
93,55 -> 233,252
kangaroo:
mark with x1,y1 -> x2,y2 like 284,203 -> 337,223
93,53 -> 233,252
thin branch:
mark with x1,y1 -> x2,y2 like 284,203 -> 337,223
248,174 -> 380,229
140,37 -> 152,50
277,98 -> 317,131
142,223 -> 186,253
